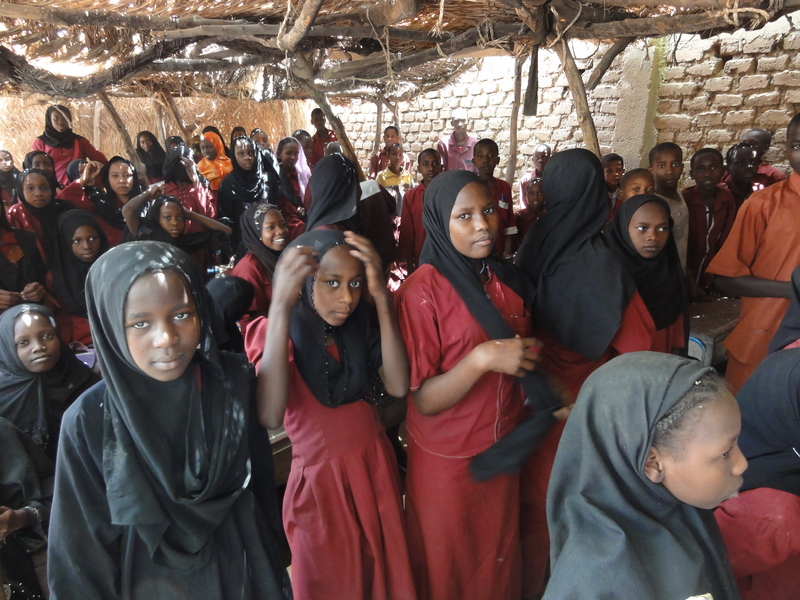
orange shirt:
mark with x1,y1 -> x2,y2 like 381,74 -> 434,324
707,172 -> 800,367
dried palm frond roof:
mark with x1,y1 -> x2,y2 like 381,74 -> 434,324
0,0 -> 795,102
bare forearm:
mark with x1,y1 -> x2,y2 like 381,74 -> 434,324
413,349 -> 487,416
256,305 -> 292,430
185,209 -> 233,235
714,275 -> 792,299
373,293 -> 409,398
122,191 -> 150,235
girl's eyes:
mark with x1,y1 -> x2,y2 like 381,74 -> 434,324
350,280 -> 361,288
15,339 -> 27,347
174,312 -> 191,321
483,207 -> 495,214
326,280 -> 339,288
131,321 -> 149,330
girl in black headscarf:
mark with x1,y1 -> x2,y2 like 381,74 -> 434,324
0,304 -> 99,461
0,200 -> 48,313
545,352 -> 744,600
394,169 -> 560,600
605,193 -> 688,353
229,203 -> 287,333
51,210 -> 109,345
161,145 -> 217,236
0,149 -> 20,211
305,153 -> 360,232
32,105 -> 107,186
246,229 -> 415,599
714,347 -> 800,599
275,137 -> 311,239
47,241 -> 291,599
136,131 -> 167,184
65,158 -> 85,184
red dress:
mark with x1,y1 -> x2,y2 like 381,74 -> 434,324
398,183 -> 426,270
395,264 -> 527,600
32,137 -> 107,186
244,318 -> 416,600
229,254 -> 272,335
716,488 -> 800,600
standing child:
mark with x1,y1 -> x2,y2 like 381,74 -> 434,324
514,177 -> 545,252
376,143 -> 414,191
135,131 -> 167,185
368,126 -> 411,179
274,137 -> 311,240
682,148 -> 736,298
602,153 -> 625,211
246,229 -> 416,599
309,108 -> 337,169
609,168 -> 655,220
472,138 -> 516,256
649,142 -> 689,271
399,149 -> 441,272
544,352 -> 745,600
740,128 -> 786,187
724,143 -> 761,210
47,241 -> 291,598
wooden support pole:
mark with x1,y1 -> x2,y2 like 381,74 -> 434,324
373,99 -> 383,156
152,96 -> 167,143
505,55 -> 524,186
281,101 -> 291,137
93,100 -> 103,147
522,45 -> 539,117
557,39 -> 601,158
97,90 -> 148,188
276,0 -> 326,51
586,37 -> 635,91
158,91 -> 191,142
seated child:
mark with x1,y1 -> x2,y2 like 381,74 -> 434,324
724,142 -> 762,209
376,143 -> 414,192
545,352 -> 746,600
649,142 -> 689,271
398,148 -> 441,272
602,152 -> 624,209
473,138 -> 515,256
514,177 -> 544,252
609,168 -> 655,220
0,149 -> 20,212
715,347 -> 800,600
275,136 -> 311,240
1,201 -> 48,313
682,148 -> 736,298
79,157 -> 144,246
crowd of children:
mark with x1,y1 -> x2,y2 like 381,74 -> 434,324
0,101 -> 799,600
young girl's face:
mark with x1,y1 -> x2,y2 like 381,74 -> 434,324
525,180 -> 545,212
252,131 -> 269,150
627,202 -> 669,259
617,174 -> 655,203
260,210 -> 288,251
234,140 -> 256,172
138,134 -> 154,154
14,312 -> 61,373
389,146 -> 404,171
22,172 -> 53,209
159,202 -> 185,238
108,161 -> 134,198
31,154 -> 54,173
649,392 -> 747,510
603,160 -> 624,191
279,142 -> 300,169
200,139 -> 217,161
124,270 -> 201,382
50,109 -> 70,133
312,246 -> 364,327
0,151 -> 14,172
71,224 -> 102,262
448,181 -> 498,260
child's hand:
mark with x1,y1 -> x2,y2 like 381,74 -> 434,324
475,336 -> 540,377
79,161 -> 103,186
20,282 -> 45,303
344,231 -> 386,299
272,245 -> 318,308
180,157 -> 200,185
0,289 -> 21,310
0,506 -> 29,541
149,185 -> 164,198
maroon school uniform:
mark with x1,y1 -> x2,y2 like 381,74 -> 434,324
309,129 -> 337,168
162,181 -> 216,233
682,184 -> 737,289
398,182 -> 426,269
32,137 -> 107,187
489,178 -> 514,255
753,163 -> 786,188
229,253 -> 273,335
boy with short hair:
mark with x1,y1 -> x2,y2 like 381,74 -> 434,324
602,153 -> 625,206
399,148 -> 441,271
436,108 -> 478,172
309,108 -> 337,168
649,142 -> 689,270
681,148 -> 736,298
376,143 -> 414,190
608,168 -> 655,220
369,126 -> 412,179
514,177 -> 545,252
740,128 -> 786,187
473,138 -> 515,256
707,113 -> 800,393
519,143 -> 551,188
724,143 -> 761,209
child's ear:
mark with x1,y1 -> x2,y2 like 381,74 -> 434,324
644,446 -> 665,483
689,169 -> 695,181
647,165 -> 654,174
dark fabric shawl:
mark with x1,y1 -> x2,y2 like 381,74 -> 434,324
305,153 -> 360,231
163,143 -> 193,184
136,131 -> 167,181
289,229 -> 382,408
768,264 -> 800,353
37,105 -> 80,149
101,156 -> 143,200
206,275 -> 254,352
84,241 -> 254,572
239,203 -> 282,277
737,348 -> 800,496
138,195 -> 213,254
65,159 -> 85,183
0,228 -> 47,294
515,148 -> 636,361
51,210 -> 109,317
17,168 -> 74,263
0,415 -> 53,517
411,170 -> 560,480
219,137 -> 274,240
0,304 -> 99,457
544,352 -> 740,600
605,194 -> 686,330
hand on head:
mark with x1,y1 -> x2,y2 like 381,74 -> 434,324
20,282 -> 45,303
0,289 -> 21,310
271,245 -> 319,308
343,231 -> 386,300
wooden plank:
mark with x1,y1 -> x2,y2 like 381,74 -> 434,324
558,39 -> 600,157
504,55 -> 524,184
585,37 -> 634,92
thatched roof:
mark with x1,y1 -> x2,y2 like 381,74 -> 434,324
0,0 -> 796,104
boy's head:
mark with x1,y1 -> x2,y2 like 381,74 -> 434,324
741,128 -> 772,160
450,108 -> 469,135
786,113 -> 800,176
602,153 -> 625,192
726,143 -> 758,184
387,143 -> 404,171
617,169 -> 655,204
523,177 -> 545,214
292,129 -> 314,155
532,143 -> 551,173
417,149 -> 441,186
311,108 -> 326,132
689,148 -> 725,194
473,139 -> 500,181
324,141 -> 341,156
383,126 -> 400,150
648,142 -> 684,193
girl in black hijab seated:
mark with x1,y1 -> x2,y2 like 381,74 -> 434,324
47,241 -> 291,600
544,352 -> 745,600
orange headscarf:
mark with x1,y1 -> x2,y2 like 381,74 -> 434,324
197,131 -> 233,190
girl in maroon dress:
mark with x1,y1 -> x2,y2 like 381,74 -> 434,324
394,170 -> 560,600
245,229 -> 416,600
275,137 -> 311,240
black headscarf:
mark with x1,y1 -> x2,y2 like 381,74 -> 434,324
135,131 -> 167,181
737,348 -> 800,496
544,352 -> 739,600
219,136 -> 271,206
163,144 -> 193,185
413,170 -> 560,479
240,203 -> 282,277
306,153 -> 360,231
139,195 -> 212,254
0,304 -> 99,458
16,168 -> 73,263
22,151 -> 56,174
768,264 -> 800,353
289,229 -> 382,407
65,158 -> 85,183
206,275 -> 254,352
516,149 -> 635,361
37,105 -> 80,149
0,227 -> 45,294
51,210 -> 109,317
85,241 -> 252,571
0,149 -> 20,195
100,156 -> 143,200
605,194 -> 686,330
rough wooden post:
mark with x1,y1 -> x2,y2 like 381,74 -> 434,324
92,100 -> 103,147
558,39 -> 601,158
158,90 -> 191,142
373,98 -> 383,156
505,55 -> 524,186
281,100 -> 291,136
522,45 -> 539,117
97,90 -> 149,188
152,95 -> 167,142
